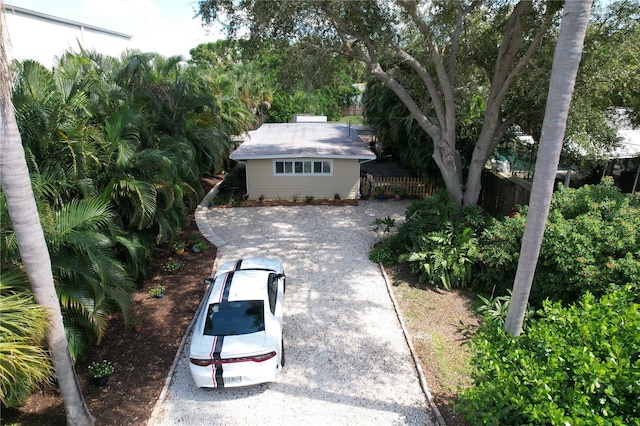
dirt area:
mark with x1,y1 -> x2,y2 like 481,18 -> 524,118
2,177 -> 478,426
386,263 -> 480,426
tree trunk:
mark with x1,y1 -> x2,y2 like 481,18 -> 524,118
0,8 -> 95,425
504,0 -> 593,337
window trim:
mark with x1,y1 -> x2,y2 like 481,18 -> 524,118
273,159 -> 333,176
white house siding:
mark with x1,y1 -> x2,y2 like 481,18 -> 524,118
246,158 -> 362,200
4,5 -> 131,68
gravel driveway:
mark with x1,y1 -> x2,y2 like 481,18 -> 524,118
153,198 -> 435,426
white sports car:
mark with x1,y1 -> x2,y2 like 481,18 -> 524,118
189,257 -> 285,388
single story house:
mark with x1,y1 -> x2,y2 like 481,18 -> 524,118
229,122 -> 376,200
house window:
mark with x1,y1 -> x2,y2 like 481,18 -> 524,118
274,159 -> 332,176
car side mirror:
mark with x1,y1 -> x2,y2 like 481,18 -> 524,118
203,278 -> 214,286
276,273 -> 286,279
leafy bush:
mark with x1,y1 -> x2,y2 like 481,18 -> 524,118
459,289 -> 640,425
369,244 -> 398,265
213,165 -> 247,205
396,190 -> 485,289
474,180 -> 640,306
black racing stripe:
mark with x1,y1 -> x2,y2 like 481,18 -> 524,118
214,336 -> 224,354
214,364 -> 225,388
222,272 -> 233,302
212,336 -> 225,387
234,259 -> 243,271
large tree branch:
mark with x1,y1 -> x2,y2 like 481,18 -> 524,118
448,0 -> 481,83
397,0 -> 456,143
369,63 -> 441,140
491,1 -> 556,106
395,49 -> 446,128
320,1 -> 442,140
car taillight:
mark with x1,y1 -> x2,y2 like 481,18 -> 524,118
190,351 -> 276,366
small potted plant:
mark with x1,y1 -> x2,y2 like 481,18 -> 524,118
132,316 -> 142,332
88,359 -> 114,387
149,284 -> 165,298
192,240 -> 209,253
393,187 -> 407,200
374,187 -> 386,201
171,240 -> 186,255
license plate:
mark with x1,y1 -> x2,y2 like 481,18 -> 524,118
225,376 -> 241,385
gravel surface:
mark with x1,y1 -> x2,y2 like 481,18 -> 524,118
154,199 -> 435,426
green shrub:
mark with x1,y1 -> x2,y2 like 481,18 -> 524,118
369,244 -> 398,265
459,289 -> 640,425
474,180 -> 640,306
216,165 -> 246,202
396,190 -> 485,289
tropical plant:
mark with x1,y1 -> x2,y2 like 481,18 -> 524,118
370,216 -> 396,237
0,20 -> 95,422
395,190 -> 485,289
0,276 -> 53,408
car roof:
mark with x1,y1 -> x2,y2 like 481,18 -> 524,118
208,269 -> 271,303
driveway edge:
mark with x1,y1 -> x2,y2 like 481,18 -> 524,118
147,185 -> 223,426
379,264 -> 446,426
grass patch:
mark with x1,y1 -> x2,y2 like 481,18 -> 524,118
386,263 -> 478,426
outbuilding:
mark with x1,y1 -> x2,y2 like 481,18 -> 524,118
229,122 -> 376,200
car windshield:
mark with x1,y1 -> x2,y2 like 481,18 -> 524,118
204,300 -> 265,336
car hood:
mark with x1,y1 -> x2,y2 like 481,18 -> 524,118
191,331 -> 268,358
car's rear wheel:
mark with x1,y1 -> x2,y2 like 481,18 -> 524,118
280,339 -> 285,367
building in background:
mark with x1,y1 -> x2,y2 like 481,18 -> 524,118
3,4 -> 131,68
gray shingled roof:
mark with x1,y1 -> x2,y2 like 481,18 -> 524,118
229,123 -> 376,161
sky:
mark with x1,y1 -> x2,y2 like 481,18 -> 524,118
4,0 -> 223,58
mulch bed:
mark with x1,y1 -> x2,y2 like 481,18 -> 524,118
1,178 -> 221,426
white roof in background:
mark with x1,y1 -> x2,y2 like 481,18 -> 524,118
607,108 -> 640,159
609,128 -> 640,159
229,123 -> 376,161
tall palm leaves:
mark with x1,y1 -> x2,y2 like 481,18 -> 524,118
2,46 -> 256,368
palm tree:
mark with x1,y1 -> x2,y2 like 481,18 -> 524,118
0,6 -> 95,424
504,0 -> 594,337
